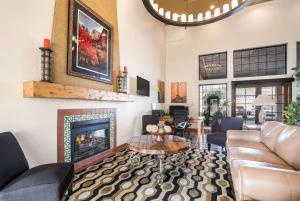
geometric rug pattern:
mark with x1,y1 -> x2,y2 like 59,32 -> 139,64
68,148 -> 234,201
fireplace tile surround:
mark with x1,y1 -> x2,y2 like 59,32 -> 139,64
57,108 -> 116,171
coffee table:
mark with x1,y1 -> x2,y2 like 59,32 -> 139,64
127,135 -> 191,185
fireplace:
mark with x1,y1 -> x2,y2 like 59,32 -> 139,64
57,108 -> 117,171
71,119 -> 110,163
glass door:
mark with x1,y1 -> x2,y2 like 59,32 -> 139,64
235,87 -> 256,125
232,79 -> 292,125
199,84 -> 227,126
261,86 -> 284,122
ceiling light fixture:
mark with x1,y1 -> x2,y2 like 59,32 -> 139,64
143,0 -> 253,27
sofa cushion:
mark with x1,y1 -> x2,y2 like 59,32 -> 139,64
0,163 -> 74,201
227,139 -> 270,152
261,123 -> 288,151
274,126 -> 300,170
261,121 -> 280,136
228,147 -> 289,167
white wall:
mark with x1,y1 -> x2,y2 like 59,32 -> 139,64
0,0 -> 165,167
165,0 -> 300,117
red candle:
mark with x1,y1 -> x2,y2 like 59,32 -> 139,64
118,69 -> 122,77
44,38 -> 50,48
124,66 -> 128,73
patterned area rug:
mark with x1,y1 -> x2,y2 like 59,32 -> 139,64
68,148 -> 234,201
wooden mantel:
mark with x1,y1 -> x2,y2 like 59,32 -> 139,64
23,81 -> 134,102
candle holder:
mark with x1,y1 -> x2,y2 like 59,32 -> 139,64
122,71 -> 128,94
117,75 -> 123,93
39,47 -> 53,82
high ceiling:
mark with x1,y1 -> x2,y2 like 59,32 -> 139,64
154,0 -> 271,16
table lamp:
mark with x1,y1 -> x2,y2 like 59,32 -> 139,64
252,94 -> 276,124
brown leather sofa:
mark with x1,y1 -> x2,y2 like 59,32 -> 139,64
226,121 -> 300,201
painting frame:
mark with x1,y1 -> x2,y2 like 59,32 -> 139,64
171,82 -> 187,103
157,80 -> 165,103
67,0 -> 113,84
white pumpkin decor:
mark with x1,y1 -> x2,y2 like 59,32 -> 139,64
146,125 -> 153,133
146,124 -> 172,134
151,125 -> 159,133
164,126 -> 172,133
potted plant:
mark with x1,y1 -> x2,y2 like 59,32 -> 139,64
202,90 -> 222,126
284,102 -> 300,126
211,109 -> 223,132
202,109 -> 210,126
292,65 -> 300,101
291,65 -> 300,126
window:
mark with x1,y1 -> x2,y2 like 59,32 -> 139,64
199,84 -> 227,125
233,44 -> 287,78
297,42 -> 300,66
199,52 -> 227,80
232,79 -> 293,125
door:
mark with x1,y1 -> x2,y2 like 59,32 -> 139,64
232,79 -> 292,125
235,87 -> 256,125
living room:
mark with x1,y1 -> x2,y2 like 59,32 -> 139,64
0,0 -> 299,201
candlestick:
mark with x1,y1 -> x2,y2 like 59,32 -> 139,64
39,47 -> 53,82
122,69 -> 128,94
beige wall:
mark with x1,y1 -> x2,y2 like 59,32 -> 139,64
0,0 -> 165,167
165,0 -> 300,117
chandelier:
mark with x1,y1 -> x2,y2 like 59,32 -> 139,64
142,0 -> 253,27
202,58 -> 221,72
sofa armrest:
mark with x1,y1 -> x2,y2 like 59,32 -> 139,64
237,165 -> 300,201
227,130 -> 261,142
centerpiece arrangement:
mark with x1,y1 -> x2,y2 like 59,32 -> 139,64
146,122 -> 172,142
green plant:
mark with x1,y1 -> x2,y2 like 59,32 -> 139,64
292,65 -> 300,81
284,102 -> 300,125
203,90 -> 221,101
211,109 -> 225,124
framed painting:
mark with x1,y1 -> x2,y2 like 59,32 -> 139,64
68,0 -> 113,84
171,82 -> 187,103
158,80 -> 165,103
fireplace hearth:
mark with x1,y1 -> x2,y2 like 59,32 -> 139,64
71,119 -> 110,163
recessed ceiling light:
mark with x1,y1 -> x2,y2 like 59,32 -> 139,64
210,5 -> 215,10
